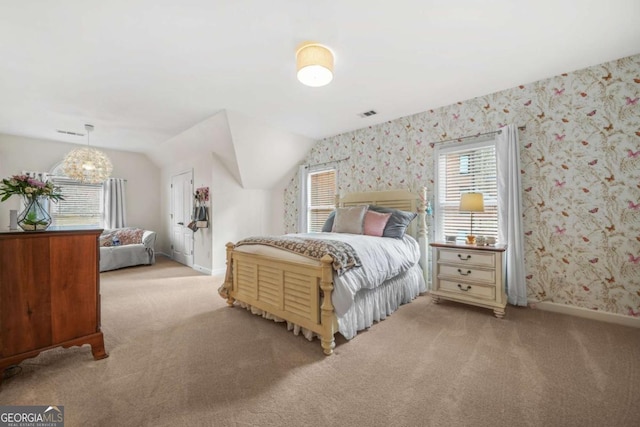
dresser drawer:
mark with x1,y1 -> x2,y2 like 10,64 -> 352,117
437,248 -> 495,268
438,279 -> 496,300
438,264 -> 495,284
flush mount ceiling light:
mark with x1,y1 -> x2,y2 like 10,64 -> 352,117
62,124 -> 113,184
296,41 -> 334,87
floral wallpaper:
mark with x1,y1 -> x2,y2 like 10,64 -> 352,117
284,54 -> 640,318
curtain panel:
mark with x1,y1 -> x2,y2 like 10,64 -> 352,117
103,178 -> 127,229
496,125 -> 527,306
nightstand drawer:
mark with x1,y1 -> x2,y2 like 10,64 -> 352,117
439,279 -> 496,300
431,243 -> 507,317
438,265 -> 495,283
437,248 -> 495,268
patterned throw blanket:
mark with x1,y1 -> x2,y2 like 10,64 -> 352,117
235,236 -> 362,275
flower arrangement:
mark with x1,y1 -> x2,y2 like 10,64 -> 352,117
195,186 -> 209,204
0,174 -> 64,202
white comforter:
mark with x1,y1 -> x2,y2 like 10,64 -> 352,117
284,232 -> 421,317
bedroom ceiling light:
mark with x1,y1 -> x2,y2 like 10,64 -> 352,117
62,124 -> 113,184
296,42 -> 334,87
459,192 -> 484,245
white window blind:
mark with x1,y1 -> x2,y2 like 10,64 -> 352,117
307,169 -> 336,232
435,140 -> 498,242
49,177 -> 104,227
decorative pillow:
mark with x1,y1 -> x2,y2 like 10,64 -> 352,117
331,206 -> 368,234
363,210 -> 392,237
368,205 -> 417,239
99,228 -> 144,246
117,228 -> 145,245
321,210 -> 336,232
99,230 -> 116,247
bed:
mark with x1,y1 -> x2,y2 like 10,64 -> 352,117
218,189 -> 429,355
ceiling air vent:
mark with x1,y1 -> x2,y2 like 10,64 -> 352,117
56,129 -> 85,136
359,110 -> 377,118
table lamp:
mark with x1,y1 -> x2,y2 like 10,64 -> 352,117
459,193 -> 484,245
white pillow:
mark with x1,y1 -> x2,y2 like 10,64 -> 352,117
331,206 -> 368,234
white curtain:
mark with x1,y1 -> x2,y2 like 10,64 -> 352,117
297,164 -> 309,233
103,178 -> 127,229
496,125 -> 527,306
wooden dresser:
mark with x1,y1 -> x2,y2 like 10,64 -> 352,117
0,228 -> 108,381
430,242 -> 507,318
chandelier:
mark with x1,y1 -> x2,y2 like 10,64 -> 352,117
296,41 -> 334,87
62,124 -> 113,184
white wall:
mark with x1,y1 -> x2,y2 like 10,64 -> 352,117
149,110 -> 315,274
267,165 -> 298,235
0,133 -> 161,234
156,152 -> 277,274
210,154 -> 274,272
157,152 -> 214,272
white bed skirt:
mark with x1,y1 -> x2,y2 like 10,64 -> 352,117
236,263 -> 426,342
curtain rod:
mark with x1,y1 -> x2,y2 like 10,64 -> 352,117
305,156 -> 351,168
430,126 -> 526,146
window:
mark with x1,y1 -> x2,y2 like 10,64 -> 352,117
49,164 -> 104,227
434,139 -> 498,243
306,169 -> 336,232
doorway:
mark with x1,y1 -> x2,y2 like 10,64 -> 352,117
171,170 -> 194,267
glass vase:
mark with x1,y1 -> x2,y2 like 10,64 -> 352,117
17,196 -> 52,231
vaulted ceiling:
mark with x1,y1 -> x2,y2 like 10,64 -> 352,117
1,0 -> 639,154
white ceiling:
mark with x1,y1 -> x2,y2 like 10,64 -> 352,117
1,0 -> 639,153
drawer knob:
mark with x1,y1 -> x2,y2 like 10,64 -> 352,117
457,254 -> 471,261
457,284 -> 472,292
457,269 -> 472,276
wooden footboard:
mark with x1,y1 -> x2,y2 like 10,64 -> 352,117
221,242 -> 338,355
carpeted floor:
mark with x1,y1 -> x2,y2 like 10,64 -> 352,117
1,256 -> 639,427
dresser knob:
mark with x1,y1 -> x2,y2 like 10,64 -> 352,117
457,254 -> 471,261
457,284 -> 472,292
457,269 -> 472,276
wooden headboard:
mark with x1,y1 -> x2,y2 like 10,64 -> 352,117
337,189 -> 430,288
338,189 -> 421,239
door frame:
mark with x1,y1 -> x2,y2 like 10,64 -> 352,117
170,169 -> 194,267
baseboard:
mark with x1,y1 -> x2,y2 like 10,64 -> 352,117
193,264 -> 212,275
211,267 -> 226,276
528,300 -> 640,328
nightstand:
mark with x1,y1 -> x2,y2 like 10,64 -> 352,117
430,242 -> 507,318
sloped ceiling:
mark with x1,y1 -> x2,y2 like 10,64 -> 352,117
225,111 -> 315,189
147,110 -> 314,189
0,1 -> 638,155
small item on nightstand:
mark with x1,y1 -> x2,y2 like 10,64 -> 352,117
446,235 -> 456,243
476,236 -> 486,246
486,236 -> 496,246
465,235 -> 476,245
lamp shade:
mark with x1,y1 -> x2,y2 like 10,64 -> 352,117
296,42 -> 334,87
62,124 -> 113,184
62,147 -> 113,184
459,193 -> 484,212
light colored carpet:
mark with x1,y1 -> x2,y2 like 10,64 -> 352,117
1,256 -> 639,427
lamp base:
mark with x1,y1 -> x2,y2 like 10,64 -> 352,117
465,235 -> 477,245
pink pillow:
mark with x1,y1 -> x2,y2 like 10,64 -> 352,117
363,211 -> 392,237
